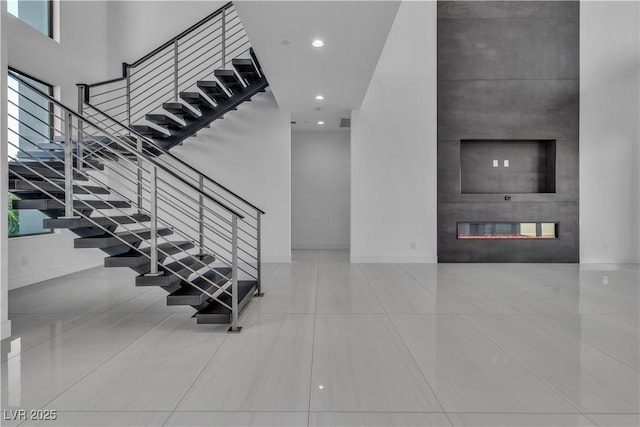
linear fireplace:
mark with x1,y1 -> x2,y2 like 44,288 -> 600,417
457,222 -> 558,240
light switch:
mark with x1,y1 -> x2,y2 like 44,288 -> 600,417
493,160 -> 499,167
503,160 -> 509,167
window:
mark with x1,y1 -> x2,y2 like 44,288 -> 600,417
7,0 -> 53,38
8,70 -> 54,237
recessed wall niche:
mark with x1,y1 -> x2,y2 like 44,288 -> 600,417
460,139 -> 556,194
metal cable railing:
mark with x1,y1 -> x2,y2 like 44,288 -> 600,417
8,70 -> 254,329
71,1 -> 264,302
81,2 -> 251,126
78,96 -> 263,285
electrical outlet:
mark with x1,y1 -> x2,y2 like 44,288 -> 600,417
21,256 -> 28,266
410,241 -> 416,250
603,275 -> 609,285
492,160 -> 498,167
504,159 -> 510,167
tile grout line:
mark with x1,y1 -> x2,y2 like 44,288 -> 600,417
164,258 -> 284,422
455,313 -> 585,415
356,264 -> 454,426
163,332 -> 231,426
34,311 -> 178,413
393,264 -> 457,427
561,314 -> 640,374
306,252 -> 321,427
5,272 -> 160,362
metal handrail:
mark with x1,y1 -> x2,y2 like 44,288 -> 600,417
68,1 -> 265,317
130,3 -> 232,68
11,70 -> 244,220
7,75 -> 249,325
7,139 -> 235,300
81,101 -> 265,215
76,105 -> 262,278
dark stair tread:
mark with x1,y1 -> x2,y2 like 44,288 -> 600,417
17,151 -> 106,169
9,164 -> 89,181
167,267 -> 232,306
196,81 -> 230,104
232,58 -> 261,84
162,102 -> 200,120
12,198 -> 131,210
9,179 -> 110,195
75,227 -> 173,249
135,254 -> 215,287
38,142 -> 111,152
214,69 -> 245,95
52,135 -> 115,145
130,125 -> 169,140
105,241 -> 194,267
179,92 -> 215,111
250,47 -> 263,73
196,280 -> 257,323
146,114 -> 185,131
44,214 -> 150,229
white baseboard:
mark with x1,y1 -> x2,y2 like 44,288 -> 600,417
350,255 -> 438,263
291,243 -> 350,250
1,320 -> 12,340
580,257 -> 640,265
9,257 -> 104,290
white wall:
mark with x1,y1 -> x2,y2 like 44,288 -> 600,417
2,1 -> 111,292
291,129 -> 350,249
106,1 -> 226,76
4,0 -> 109,105
171,90 -> 291,262
580,1 -> 640,263
350,1 -> 437,263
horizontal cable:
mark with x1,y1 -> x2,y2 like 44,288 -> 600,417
177,25 -> 223,59
11,159 -> 233,303
89,85 -> 127,99
130,62 -> 174,95
129,48 -> 174,77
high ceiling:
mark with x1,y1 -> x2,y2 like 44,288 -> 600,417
235,1 -> 400,131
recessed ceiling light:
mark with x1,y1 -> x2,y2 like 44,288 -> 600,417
315,95 -> 324,100
312,39 -> 324,48
317,121 -> 325,125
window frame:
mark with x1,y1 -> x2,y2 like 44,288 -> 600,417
7,67 -> 56,239
7,0 -> 54,39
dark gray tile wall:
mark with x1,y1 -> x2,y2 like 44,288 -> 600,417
437,1 -> 579,262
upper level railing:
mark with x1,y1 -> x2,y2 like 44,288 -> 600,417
8,70 -> 253,330
81,2 -> 250,126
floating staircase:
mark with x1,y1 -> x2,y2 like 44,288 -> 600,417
7,2 -> 266,330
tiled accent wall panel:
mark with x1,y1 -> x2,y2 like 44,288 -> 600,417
437,1 -> 579,262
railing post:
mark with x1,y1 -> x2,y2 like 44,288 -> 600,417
135,136 -> 143,214
198,175 -> 205,257
62,112 -> 78,219
228,214 -> 241,333
173,40 -> 179,101
124,64 -> 131,128
221,8 -> 227,68
76,86 -> 84,171
255,213 -> 264,297
146,165 -> 162,276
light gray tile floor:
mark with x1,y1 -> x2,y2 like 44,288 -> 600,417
2,251 -> 638,426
